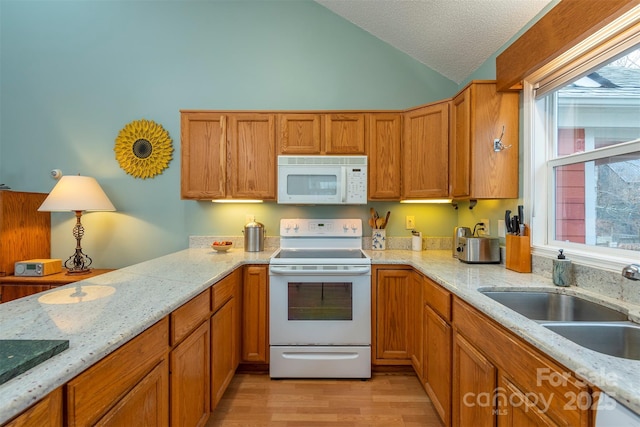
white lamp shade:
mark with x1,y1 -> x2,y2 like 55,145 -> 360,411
38,175 -> 116,212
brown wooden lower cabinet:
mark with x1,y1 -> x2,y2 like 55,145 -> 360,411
498,374 -> 558,427
452,297 -> 593,427
421,275 -> 452,427
66,318 -> 169,426
7,264 -> 603,427
3,387 -> 62,427
373,266 -> 412,364
453,331 -> 497,427
94,360 -> 168,427
241,265 -> 268,364
423,304 -> 452,426
171,321 -> 211,427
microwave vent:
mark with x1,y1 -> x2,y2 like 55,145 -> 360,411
278,155 -> 367,166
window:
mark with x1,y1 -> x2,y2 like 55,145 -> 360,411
526,20 -> 640,270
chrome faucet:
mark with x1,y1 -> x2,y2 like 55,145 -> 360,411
622,264 -> 640,281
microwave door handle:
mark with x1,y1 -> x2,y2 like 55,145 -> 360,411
341,167 -> 347,203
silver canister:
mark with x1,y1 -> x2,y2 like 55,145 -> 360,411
243,220 -> 265,252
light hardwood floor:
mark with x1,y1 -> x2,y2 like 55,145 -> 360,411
206,373 -> 445,426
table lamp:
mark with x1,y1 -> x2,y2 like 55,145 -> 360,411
38,174 -> 116,275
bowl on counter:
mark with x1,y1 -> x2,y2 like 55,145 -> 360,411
211,241 -> 233,252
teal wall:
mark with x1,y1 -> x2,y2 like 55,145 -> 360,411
0,0 -> 461,268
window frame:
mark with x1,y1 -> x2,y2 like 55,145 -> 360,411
524,12 -> 640,272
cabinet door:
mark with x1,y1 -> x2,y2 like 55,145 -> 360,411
94,360 -> 169,427
403,102 -> 450,199
211,299 -> 235,409
324,114 -> 366,154
278,114 -> 322,154
497,375 -> 557,427
453,332 -> 496,427
368,113 -> 402,200
241,265 -> 268,363
449,88 -> 471,198
180,112 -> 227,199
423,305 -> 452,427
374,268 -> 411,363
469,83 -> 519,199
228,114 -> 276,199
4,388 -> 62,427
171,321 -> 210,427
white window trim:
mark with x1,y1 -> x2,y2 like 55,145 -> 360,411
524,8 -> 640,273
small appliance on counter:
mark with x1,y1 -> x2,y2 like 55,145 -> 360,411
14,259 -> 62,277
456,237 -> 500,264
452,226 -> 471,258
454,224 -> 500,264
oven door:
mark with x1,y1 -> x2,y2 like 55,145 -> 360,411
269,270 -> 371,346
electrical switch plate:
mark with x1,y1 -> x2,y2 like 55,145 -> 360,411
405,216 -> 415,230
480,218 -> 490,236
498,220 -> 506,238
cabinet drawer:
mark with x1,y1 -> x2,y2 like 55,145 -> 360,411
212,271 -> 238,313
453,298 -> 590,427
171,289 -> 211,345
66,318 -> 169,427
424,276 -> 451,321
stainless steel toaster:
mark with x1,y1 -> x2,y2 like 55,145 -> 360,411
456,236 -> 500,264
452,226 -> 471,258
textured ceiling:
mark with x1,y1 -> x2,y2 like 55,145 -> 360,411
316,0 -> 553,84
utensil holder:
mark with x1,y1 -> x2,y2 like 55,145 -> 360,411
372,229 -> 386,250
506,234 -> 531,273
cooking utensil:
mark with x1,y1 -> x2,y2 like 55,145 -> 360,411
518,205 -> 524,226
376,217 -> 385,229
382,211 -> 390,229
505,210 -> 512,234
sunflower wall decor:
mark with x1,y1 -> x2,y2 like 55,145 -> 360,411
114,119 -> 173,179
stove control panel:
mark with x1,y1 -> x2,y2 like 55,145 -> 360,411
280,219 -> 362,237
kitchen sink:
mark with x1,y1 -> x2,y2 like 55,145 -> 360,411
542,322 -> 640,360
480,290 -> 627,322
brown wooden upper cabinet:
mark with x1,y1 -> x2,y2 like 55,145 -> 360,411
449,81 -> 519,199
181,111 -> 276,200
367,113 -> 402,200
182,81 -> 519,201
277,113 -> 366,155
402,101 -> 450,199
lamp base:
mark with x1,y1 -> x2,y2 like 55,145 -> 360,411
65,267 -> 92,276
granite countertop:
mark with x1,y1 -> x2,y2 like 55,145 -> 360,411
0,247 -> 639,423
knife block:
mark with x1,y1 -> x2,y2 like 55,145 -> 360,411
506,233 -> 531,273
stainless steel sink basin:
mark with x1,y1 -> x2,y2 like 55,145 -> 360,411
542,322 -> 640,360
481,291 -> 627,322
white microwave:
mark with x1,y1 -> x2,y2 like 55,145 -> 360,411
277,155 -> 367,205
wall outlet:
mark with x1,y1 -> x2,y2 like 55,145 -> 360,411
405,215 -> 415,230
245,214 -> 255,224
480,218 -> 490,236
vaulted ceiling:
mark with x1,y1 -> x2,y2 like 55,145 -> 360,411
315,0 -> 554,84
